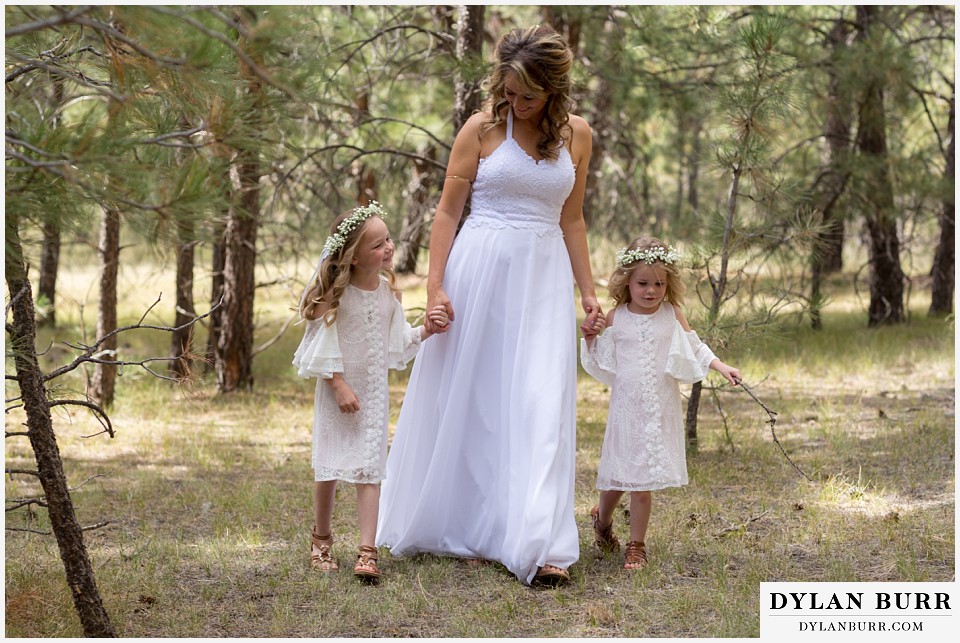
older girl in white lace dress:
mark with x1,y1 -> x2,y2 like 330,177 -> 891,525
581,237 -> 740,570
293,203 -> 449,581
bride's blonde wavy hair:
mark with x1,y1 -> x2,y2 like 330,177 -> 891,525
300,210 -> 398,325
480,25 -> 575,161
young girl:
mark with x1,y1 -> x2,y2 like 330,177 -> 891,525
293,202 -> 449,581
580,237 -> 740,570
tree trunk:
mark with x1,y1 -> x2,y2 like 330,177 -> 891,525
451,4 -> 485,233
685,381 -> 702,452
674,112 -> 687,226
353,160 -> 377,206
5,215 -> 116,637
453,5 -> 485,134
584,16 -> 618,229
819,15 -> 853,275
855,5 -> 905,327
687,116 -> 702,215
169,217 -> 196,378
540,6 -> 581,55
206,217 -> 227,370
90,205 -> 120,407
37,77 -> 67,328
929,87 -> 954,316
216,164 -> 259,393
216,12 -> 262,393
395,146 -> 436,275
37,220 -> 61,327
811,15 -> 855,329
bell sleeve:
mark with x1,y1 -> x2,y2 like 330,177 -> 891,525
292,318 -> 344,380
665,323 -> 717,384
387,298 -> 422,371
580,331 -> 617,387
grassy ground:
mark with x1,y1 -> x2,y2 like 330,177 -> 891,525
4,262 -> 955,637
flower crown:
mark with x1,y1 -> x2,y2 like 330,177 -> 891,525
616,245 -> 682,268
323,201 -> 386,255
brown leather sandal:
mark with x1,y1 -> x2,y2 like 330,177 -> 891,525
354,545 -> 380,582
533,564 -> 570,587
590,505 -> 621,553
311,527 -> 338,572
624,541 -> 648,570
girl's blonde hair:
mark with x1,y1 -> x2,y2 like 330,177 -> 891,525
480,25 -> 574,162
608,237 -> 686,308
300,210 -> 397,325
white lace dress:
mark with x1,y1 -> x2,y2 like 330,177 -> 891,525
292,279 -> 422,483
377,109 -> 580,585
580,303 -> 717,491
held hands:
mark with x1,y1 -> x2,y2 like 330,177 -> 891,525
580,295 -> 603,338
582,310 -> 606,340
423,305 -> 451,338
426,286 -> 455,334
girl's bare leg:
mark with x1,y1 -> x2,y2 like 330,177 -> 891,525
311,480 -> 338,570
629,491 -> 652,543
355,483 -> 380,548
597,489 -> 624,528
314,480 -> 337,541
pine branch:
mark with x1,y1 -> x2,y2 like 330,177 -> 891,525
150,6 -> 301,101
4,5 -> 95,38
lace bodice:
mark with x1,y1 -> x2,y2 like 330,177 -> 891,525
463,110 -> 576,237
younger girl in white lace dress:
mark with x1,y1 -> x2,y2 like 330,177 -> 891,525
293,202 -> 449,581
581,237 -> 740,570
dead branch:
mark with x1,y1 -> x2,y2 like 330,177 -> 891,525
82,520 -> 112,532
6,526 -> 52,535
252,313 -> 298,356
734,377 -> 814,482
6,468 -> 41,477
714,509 -> 771,538
5,45 -> 104,83
45,295 -> 223,382
49,399 -> 115,438
6,497 -> 49,512
5,520 -> 111,535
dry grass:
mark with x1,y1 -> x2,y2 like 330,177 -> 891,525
4,259 -> 954,637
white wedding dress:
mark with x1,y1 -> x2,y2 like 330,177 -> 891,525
377,110 -> 579,584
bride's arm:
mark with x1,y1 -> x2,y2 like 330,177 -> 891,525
425,113 -> 486,332
558,115 -> 600,333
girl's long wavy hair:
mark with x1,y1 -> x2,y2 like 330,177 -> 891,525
480,25 -> 575,161
300,211 -> 398,325
608,237 -> 686,308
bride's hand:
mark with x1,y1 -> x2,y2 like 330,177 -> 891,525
427,286 -> 455,334
580,295 -> 602,335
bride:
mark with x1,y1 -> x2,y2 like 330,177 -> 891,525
376,25 -> 601,586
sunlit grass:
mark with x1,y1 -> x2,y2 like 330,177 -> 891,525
5,253 -> 954,636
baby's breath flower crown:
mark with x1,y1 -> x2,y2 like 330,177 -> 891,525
323,201 -> 386,255
616,245 -> 682,268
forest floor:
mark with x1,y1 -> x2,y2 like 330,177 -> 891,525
4,268 -> 955,637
